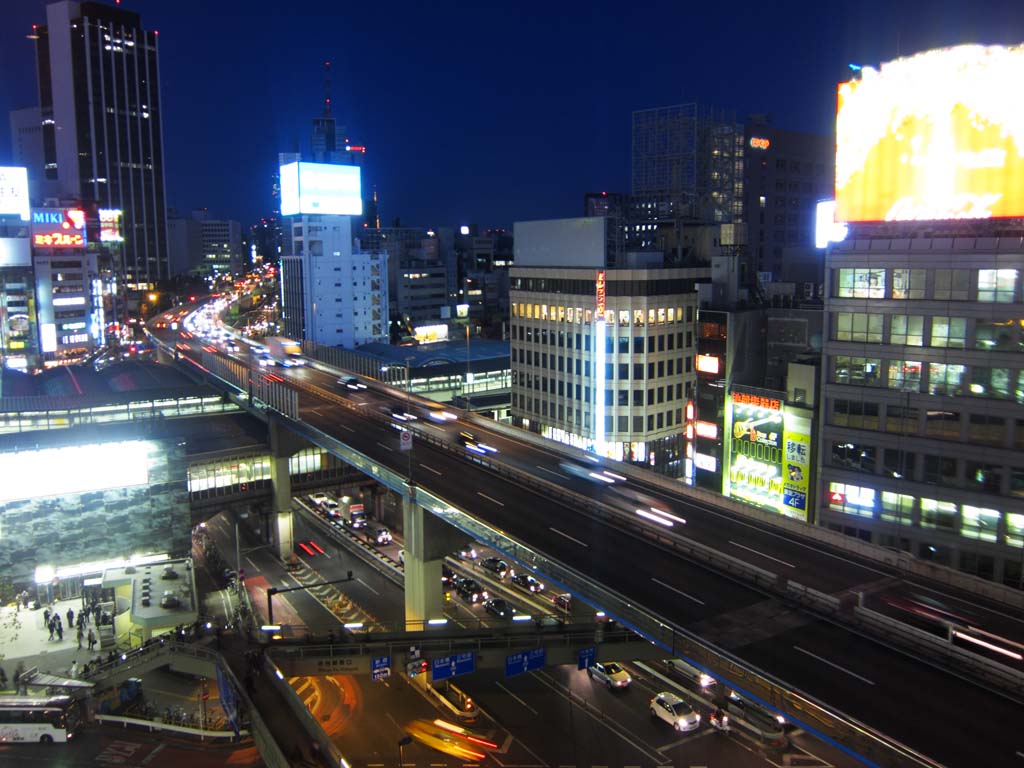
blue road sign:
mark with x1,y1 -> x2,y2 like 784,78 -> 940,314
372,655 -> 391,681
432,652 -> 476,682
505,647 -> 546,678
578,646 -> 596,671
215,664 -> 240,739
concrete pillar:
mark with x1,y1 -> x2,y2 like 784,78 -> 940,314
269,419 -> 300,562
402,485 -> 476,631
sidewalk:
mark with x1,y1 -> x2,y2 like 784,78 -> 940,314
0,597 -> 107,690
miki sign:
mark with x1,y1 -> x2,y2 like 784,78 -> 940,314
32,208 -> 87,248
836,44 -> 1024,222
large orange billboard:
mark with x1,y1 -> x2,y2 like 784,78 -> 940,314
836,44 -> 1024,222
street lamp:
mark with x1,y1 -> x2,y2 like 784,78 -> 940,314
465,324 -> 472,412
398,735 -> 413,766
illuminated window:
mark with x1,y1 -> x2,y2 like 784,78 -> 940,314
1006,513 -> 1024,547
977,269 -> 1017,303
889,315 -> 924,346
969,367 -> 1010,398
881,492 -> 914,524
929,317 -> 966,348
973,318 -> 1015,350
920,498 -> 957,531
835,312 -> 883,342
891,268 -> 925,299
928,363 -> 965,395
961,506 -> 999,542
827,482 -> 875,517
933,269 -> 970,301
833,356 -> 882,386
924,409 -> 960,439
887,360 -> 921,392
837,268 -> 885,298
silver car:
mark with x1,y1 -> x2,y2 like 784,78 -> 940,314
650,691 -> 701,731
587,661 -> 632,689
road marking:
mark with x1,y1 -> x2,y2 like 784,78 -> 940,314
549,527 -> 588,548
656,730 -> 711,751
357,578 -> 380,596
495,681 -> 538,714
477,492 -> 504,506
376,441 -> 394,452
245,556 -> 260,571
419,463 -> 442,475
338,423 -> 355,433
1016,750 -> 1024,759
535,464 -> 570,479
794,646 -> 875,685
729,541 -> 795,568
651,578 -> 705,605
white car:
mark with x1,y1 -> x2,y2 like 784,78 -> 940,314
650,691 -> 701,731
587,661 -> 631,689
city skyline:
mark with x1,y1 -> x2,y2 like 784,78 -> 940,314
2,0 -> 1024,230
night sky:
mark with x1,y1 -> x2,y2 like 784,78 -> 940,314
2,0 -> 1022,230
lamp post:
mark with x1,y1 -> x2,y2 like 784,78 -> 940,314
465,324 -> 471,412
405,356 -> 415,482
398,735 -> 413,766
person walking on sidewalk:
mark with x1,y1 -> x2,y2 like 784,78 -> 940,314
0,666 -> 7,691
48,618 -> 55,640
87,628 -> 96,651
77,624 -> 84,649
56,622 -> 64,641
67,608 -> 74,626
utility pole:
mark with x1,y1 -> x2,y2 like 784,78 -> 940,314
465,324 -> 471,412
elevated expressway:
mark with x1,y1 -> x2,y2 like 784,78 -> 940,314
151,317 -> 1024,768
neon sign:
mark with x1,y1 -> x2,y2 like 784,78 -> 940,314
695,354 -> 720,374
595,270 -> 606,314
31,208 -> 87,248
749,137 -> 770,150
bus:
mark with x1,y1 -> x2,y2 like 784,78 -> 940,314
0,695 -> 82,743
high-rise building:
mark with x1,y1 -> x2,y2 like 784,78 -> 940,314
166,209 -> 241,277
817,44 -> 1024,589
32,1 -> 168,287
8,107 -> 50,203
510,216 -> 707,476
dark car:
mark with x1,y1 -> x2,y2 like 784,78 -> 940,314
511,572 -> 545,593
441,564 -> 456,588
483,598 -> 513,619
480,557 -> 509,579
455,577 -> 488,603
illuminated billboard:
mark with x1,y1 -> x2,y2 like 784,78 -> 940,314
32,208 -> 87,248
0,167 -> 30,221
99,209 -> 124,242
836,44 -> 1024,222
279,161 -> 362,216
723,390 -> 811,521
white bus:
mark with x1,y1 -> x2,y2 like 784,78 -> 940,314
0,695 -> 82,743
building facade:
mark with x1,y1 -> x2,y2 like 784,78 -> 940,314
818,236 -> 1024,588
33,1 -> 169,286
280,214 -> 388,348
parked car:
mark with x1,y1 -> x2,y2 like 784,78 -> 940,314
511,572 -> 545,593
650,691 -> 700,731
480,557 -> 509,579
483,598 -> 514,619
587,661 -> 632,689
455,578 -> 488,603
375,528 -> 393,545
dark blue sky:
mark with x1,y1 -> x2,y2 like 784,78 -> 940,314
2,0 -> 1023,230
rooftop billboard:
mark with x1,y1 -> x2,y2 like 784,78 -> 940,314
280,161 -> 362,217
0,167 -> 30,221
836,44 -> 1024,223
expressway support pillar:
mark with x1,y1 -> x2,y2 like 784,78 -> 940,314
269,418 -> 303,563
402,484 -> 468,630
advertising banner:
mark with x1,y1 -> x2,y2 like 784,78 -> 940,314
0,167 -> 30,221
781,410 -> 811,520
31,208 -> 87,248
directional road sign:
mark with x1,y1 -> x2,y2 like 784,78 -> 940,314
578,646 -> 596,671
371,655 -> 391,681
432,651 -> 475,682
505,647 -> 546,678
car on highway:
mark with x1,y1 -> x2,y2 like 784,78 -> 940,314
553,592 -> 572,611
308,493 -> 339,515
455,577 -> 488,603
480,557 -> 509,579
389,405 -> 418,421
441,564 -> 456,588
340,376 -> 367,391
483,598 -> 514,619
650,691 -> 700,731
587,661 -> 632,689
427,408 -> 457,422
457,546 -> 478,561
457,431 -> 498,454
510,572 -> 545,593
665,658 -> 716,689
375,527 -> 393,545
559,459 -> 626,484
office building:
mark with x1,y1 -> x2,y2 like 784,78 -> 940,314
395,264 -> 448,327
280,214 -> 388,349
167,210 -> 242,277
510,217 -> 707,476
31,1 -> 168,286
817,44 -> 1024,588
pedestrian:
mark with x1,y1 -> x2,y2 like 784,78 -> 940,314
77,625 -> 84,649
56,623 -> 64,641
43,607 -> 50,625
67,608 -> 74,626
87,628 -> 96,651
94,605 -> 101,625
48,618 -> 55,640
70,660 -> 78,679
0,666 -> 7,690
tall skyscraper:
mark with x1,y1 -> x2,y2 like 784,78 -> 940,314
32,1 -> 168,287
